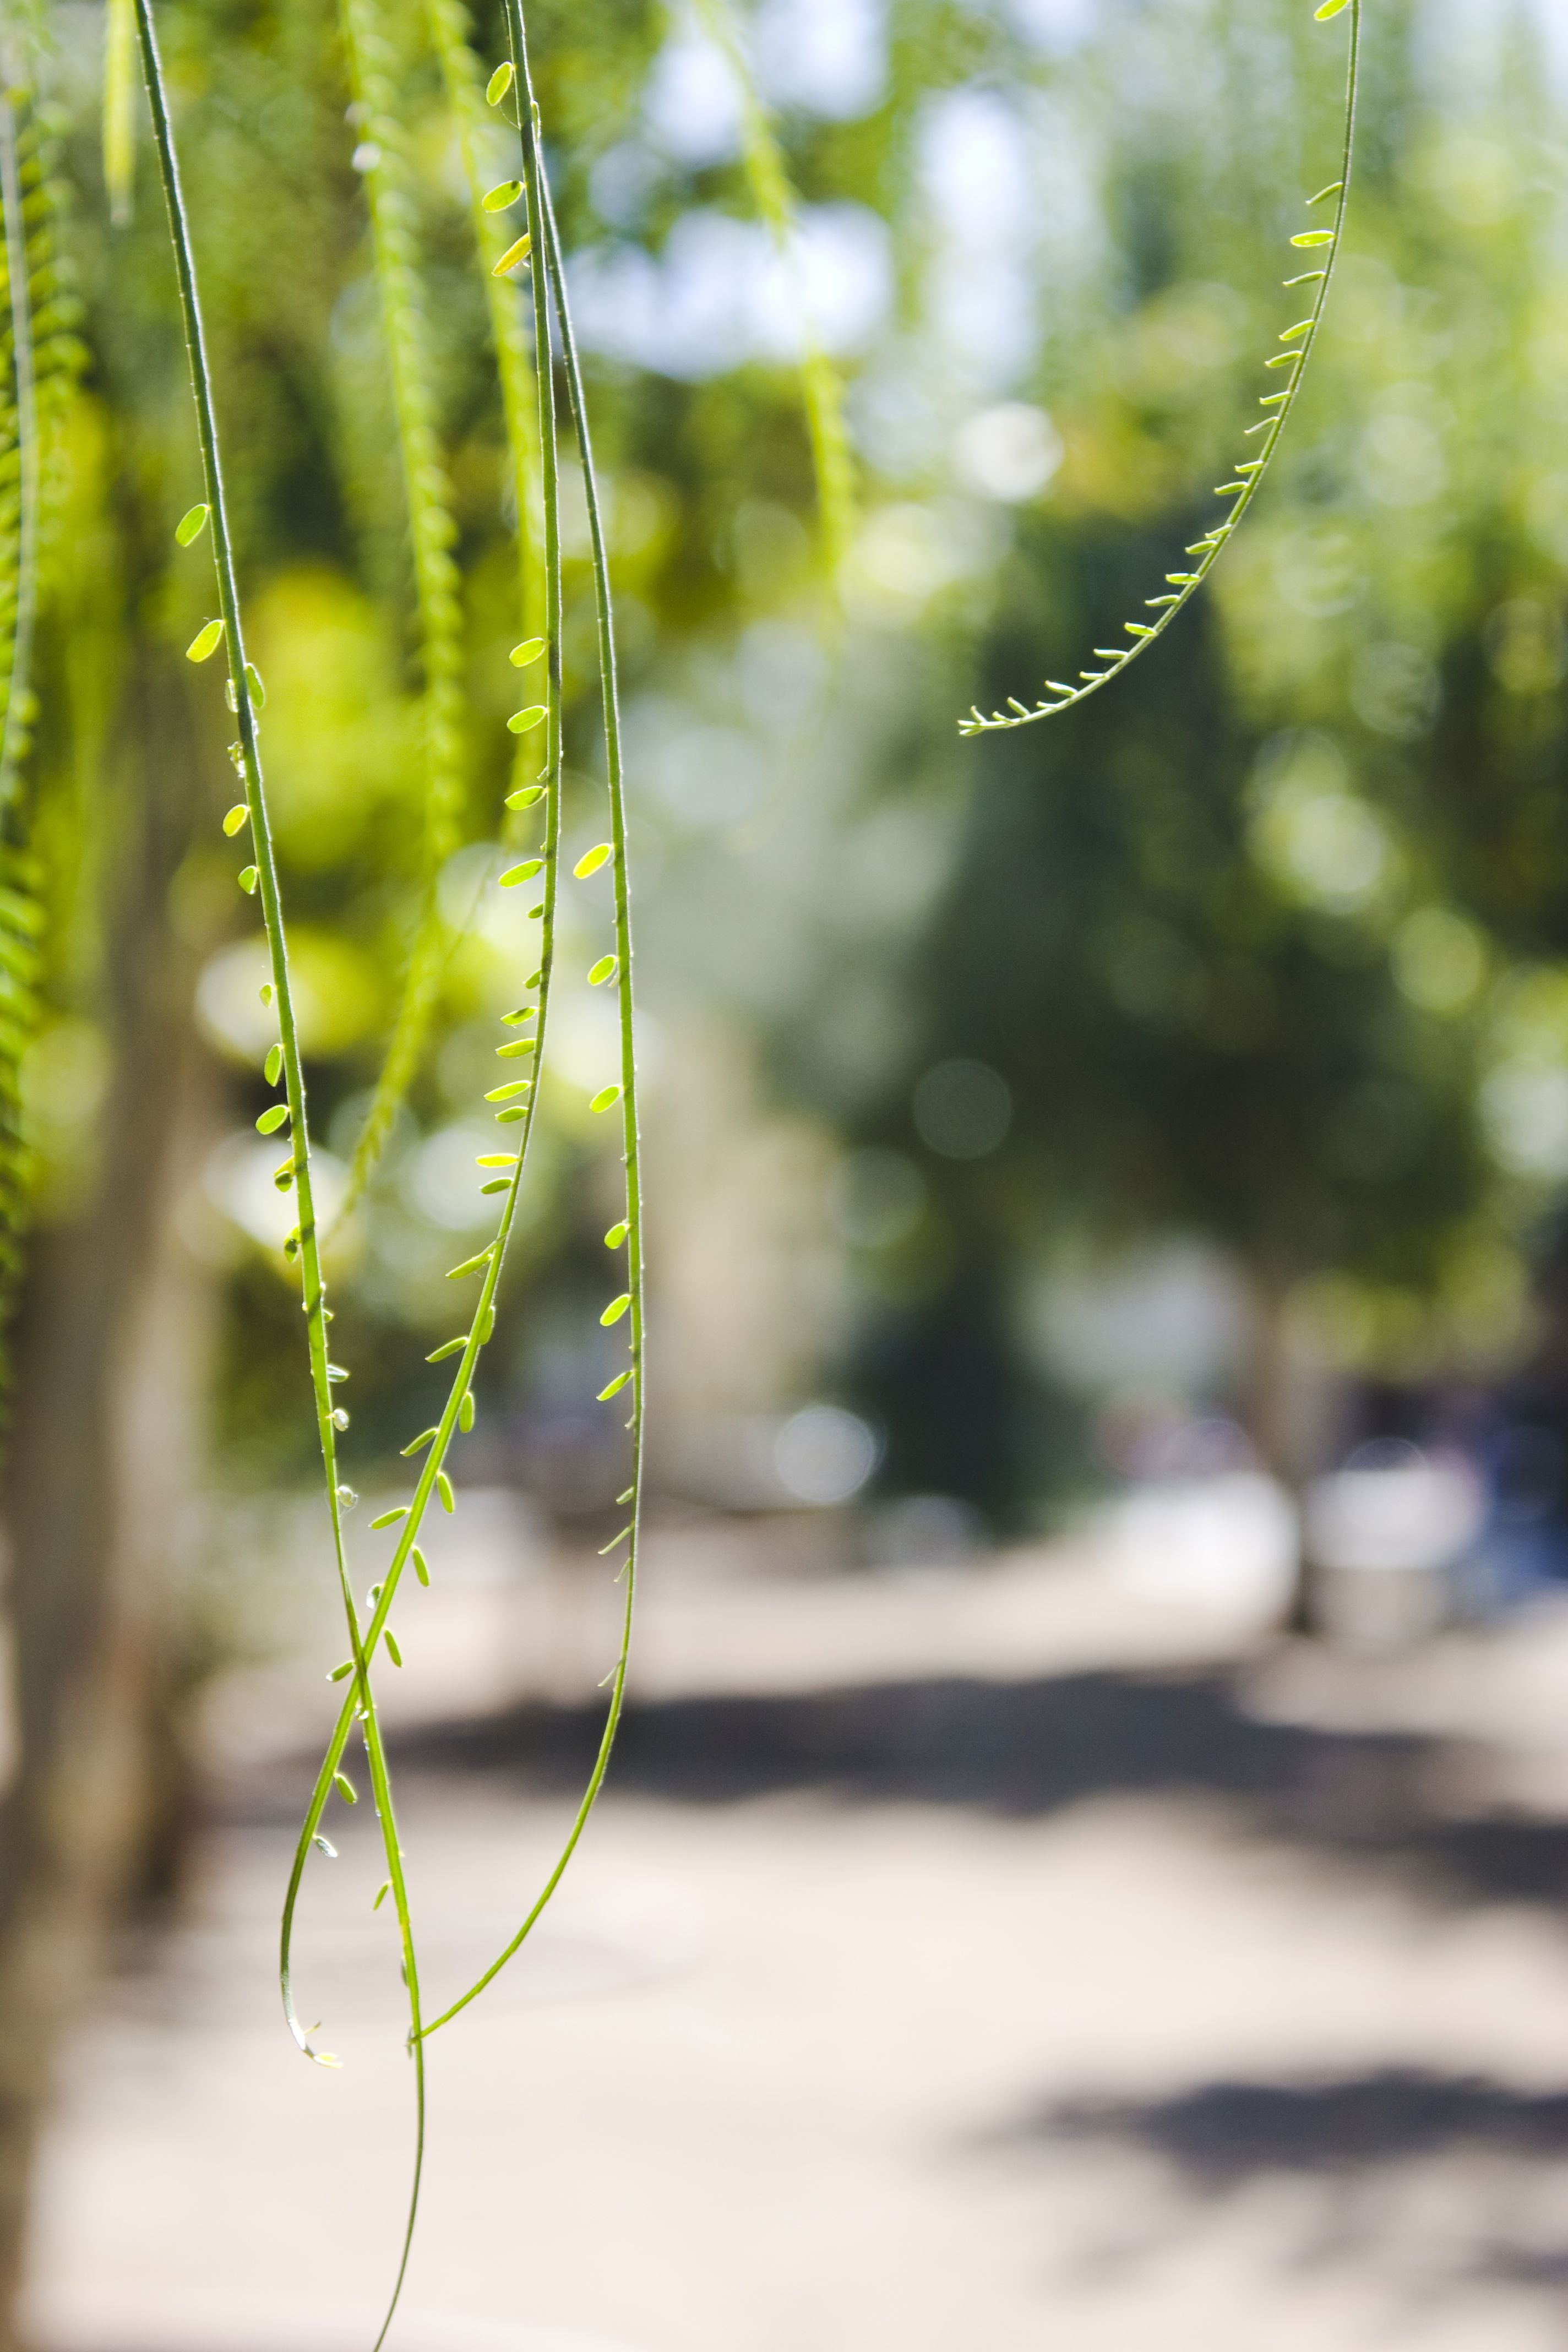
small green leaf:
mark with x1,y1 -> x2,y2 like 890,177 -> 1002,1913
1290,228 -> 1335,246
260,983 -> 273,1004
1308,179 -> 1345,204
1278,319 -> 1314,341
176,503 -> 209,547
1313,0 -> 1349,18
590,1084 -> 622,1113
502,1006 -> 536,1026
245,661 -> 266,709
186,618 -> 224,663
222,803 -> 248,836
445,1249 -> 495,1279
401,1427 -> 438,1455
496,1037 -> 536,1058
460,1390 -> 475,1433
574,842 -> 612,879
256,1104 -> 288,1134
426,1337 -> 466,1362
598,1369 -> 633,1400
604,1220 -> 628,1247
238,864 -> 259,893
600,1293 -> 631,1327
384,1629 -> 403,1667
496,1106 -> 528,1123
491,231 -> 532,275
373,1880 -> 390,1910
483,178 -> 523,211
507,704 -> 546,734
477,1153 -> 519,1168
486,60 -> 514,102
509,638 -> 546,666
598,1525 -> 632,1556
437,1471 -> 455,1513
334,1771 -> 357,1804
500,858 -> 543,888
481,1178 -> 509,1194
265,1044 -> 282,1085
369,1507 -> 407,1529
412,1547 -> 429,1587
328,1660 -> 353,1682
588,954 -> 618,985
506,785 -> 545,809
486,1081 -> 531,1101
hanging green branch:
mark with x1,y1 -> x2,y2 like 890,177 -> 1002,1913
0,74 -> 84,1416
0,86 -> 43,1386
329,0 -> 469,1234
960,0 -> 1360,737
277,0 -> 566,2187
128,9 -> 427,2339
419,0 -> 645,2039
423,0 -> 544,701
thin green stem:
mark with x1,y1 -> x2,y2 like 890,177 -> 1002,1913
0,90 -> 39,819
330,0 -> 468,1234
0,84 -> 40,1404
423,0 -> 545,695
279,0 -> 567,2061
133,0 -> 434,2314
130,0 -> 388,2059
960,0 -> 1360,736
420,0 -> 645,2041
365,1726 -> 422,2352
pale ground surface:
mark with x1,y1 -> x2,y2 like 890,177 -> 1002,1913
24,1509 -> 1568,2352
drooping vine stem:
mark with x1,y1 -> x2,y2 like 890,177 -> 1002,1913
329,0 -> 469,1234
960,0 -> 1360,736
129,13 -> 427,2337
419,0 -> 645,2040
693,0 -> 854,591
0,92 -> 39,821
279,0 -> 568,2065
423,0 -> 545,726
0,83 -> 41,1403
0,69 -> 90,1416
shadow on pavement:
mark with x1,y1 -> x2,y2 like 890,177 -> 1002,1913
387,1663 -> 1568,1915
998,2067 -> 1568,2182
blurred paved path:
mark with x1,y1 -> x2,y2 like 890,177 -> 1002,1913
25,1537 -> 1568,2352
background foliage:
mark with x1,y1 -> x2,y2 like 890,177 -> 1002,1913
12,0 -> 1568,1527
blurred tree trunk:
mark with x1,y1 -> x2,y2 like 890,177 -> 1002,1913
0,638 -> 209,2345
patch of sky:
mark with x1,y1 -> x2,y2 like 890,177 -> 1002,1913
642,24 -> 742,167
919,89 -> 1039,391
1006,0 -> 1093,55
753,0 -> 886,120
1414,0 -> 1568,111
568,204 -> 891,380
